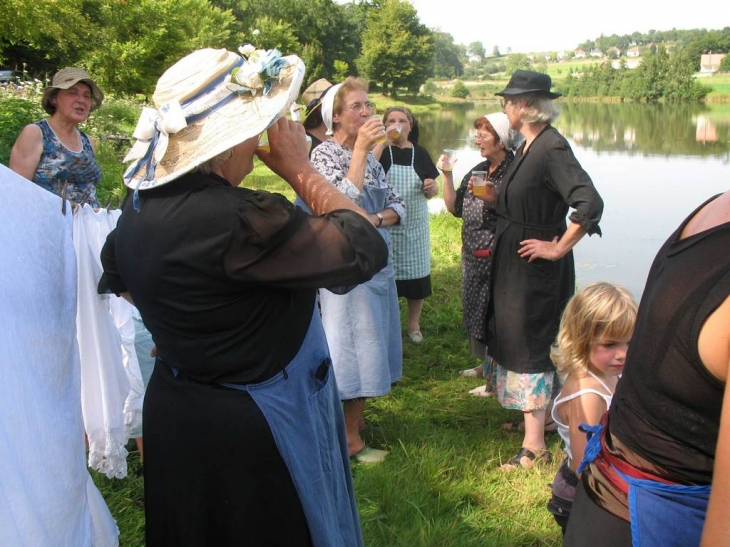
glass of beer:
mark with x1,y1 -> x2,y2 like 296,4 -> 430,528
387,122 -> 403,141
471,170 -> 488,196
372,114 -> 387,144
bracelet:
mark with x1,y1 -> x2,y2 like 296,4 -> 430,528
376,212 -> 384,227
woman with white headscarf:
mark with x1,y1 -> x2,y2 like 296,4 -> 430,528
309,76 -> 405,464
438,113 -> 522,396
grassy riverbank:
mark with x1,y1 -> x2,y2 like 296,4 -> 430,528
91,175 -> 565,544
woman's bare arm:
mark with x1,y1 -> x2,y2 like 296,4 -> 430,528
700,295 -> 730,546
9,124 -> 43,181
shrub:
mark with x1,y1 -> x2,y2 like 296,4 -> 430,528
450,80 -> 470,99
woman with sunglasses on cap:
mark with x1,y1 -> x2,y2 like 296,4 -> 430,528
309,76 -> 405,464
376,106 -> 439,344
10,67 -> 104,208
99,49 -> 387,546
436,113 -> 521,395
482,71 -> 603,471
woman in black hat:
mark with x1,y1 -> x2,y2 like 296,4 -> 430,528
480,70 -> 604,470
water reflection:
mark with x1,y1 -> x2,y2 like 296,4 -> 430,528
417,102 -> 729,299
417,102 -> 730,161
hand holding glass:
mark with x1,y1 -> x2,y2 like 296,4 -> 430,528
440,149 -> 456,171
471,170 -> 488,196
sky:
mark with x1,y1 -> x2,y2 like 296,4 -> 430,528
402,0 -> 730,53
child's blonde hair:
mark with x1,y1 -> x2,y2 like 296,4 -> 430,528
551,282 -> 638,376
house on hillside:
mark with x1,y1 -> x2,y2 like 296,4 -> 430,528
700,53 -> 726,73
590,49 -> 604,58
627,46 -> 640,58
607,47 -> 621,58
575,49 -> 586,59
468,54 -> 483,63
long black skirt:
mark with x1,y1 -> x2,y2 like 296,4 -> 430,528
143,362 -> 312,547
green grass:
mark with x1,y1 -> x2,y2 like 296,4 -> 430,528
91,178 -> 563,546
704,73 -> 730,100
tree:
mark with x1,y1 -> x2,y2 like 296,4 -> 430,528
505,53 -> 532,75
492,45 -> 501,58
432,31 -> 463,79
720,54 -> 730,73
244,16 -> 299,53
209,0 -> 363,85
80,0 -> 236,96
356,0 -> 434,96
468,41 -> 486,59
333,60 -> 349,82
0,0 -> 90,71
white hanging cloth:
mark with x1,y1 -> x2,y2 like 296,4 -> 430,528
0,164 -> 119,546
73,205 -> 144,478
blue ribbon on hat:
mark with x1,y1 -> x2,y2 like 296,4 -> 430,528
125,57 -> 247,210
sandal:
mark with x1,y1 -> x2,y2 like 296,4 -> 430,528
459,365 -> 483,378
351,445 -> 389,464
468,385 -> 495,397
499,447 -> 552,471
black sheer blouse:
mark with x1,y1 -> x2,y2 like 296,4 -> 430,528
99,172 -> 387,384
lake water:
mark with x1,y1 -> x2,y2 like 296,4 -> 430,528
416,102 -> 730,299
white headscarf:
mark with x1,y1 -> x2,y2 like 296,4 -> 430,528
321,83 -> 342,136
484,113 -> 510,147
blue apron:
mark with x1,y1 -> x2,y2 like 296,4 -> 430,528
294,187 -> 403,401
222,306 -> 363,547
579,422 -> 711,547
317,185 -> 403,399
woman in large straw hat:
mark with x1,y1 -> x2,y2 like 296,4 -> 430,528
10,67 -> 104,207
481,71 -> 603,471
99,48 -> 385,546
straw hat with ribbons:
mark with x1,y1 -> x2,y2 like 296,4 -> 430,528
123,47 -> 305,202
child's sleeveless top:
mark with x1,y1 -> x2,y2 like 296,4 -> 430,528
32,119 -> 102,207
552,371 -> 613,462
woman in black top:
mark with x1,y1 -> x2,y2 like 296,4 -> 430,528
99,48 -> 385,547
484,71 -> 603,470
377,107 -> 439,343
564,190 -> 730,546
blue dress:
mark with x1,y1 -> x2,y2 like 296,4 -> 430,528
32,119 -> 102,207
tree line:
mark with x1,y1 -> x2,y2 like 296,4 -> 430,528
577,27 -> 730,68
0,0 -> 438,97
0,0 -> 726,100
560,47 -> 710,102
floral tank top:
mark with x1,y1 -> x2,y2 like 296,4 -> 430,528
33,119 -> 102,207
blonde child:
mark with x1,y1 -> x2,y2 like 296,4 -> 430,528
547,282 -> 638,533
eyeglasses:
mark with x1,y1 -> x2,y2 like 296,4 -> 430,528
474,132 -> 493,141
345,101 -> 375,113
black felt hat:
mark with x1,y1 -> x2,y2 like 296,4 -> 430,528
496,70 -> 562,99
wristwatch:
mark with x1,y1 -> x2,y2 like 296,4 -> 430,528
376,212 -> 384,227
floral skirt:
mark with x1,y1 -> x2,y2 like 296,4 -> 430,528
495,364 -> 555,411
